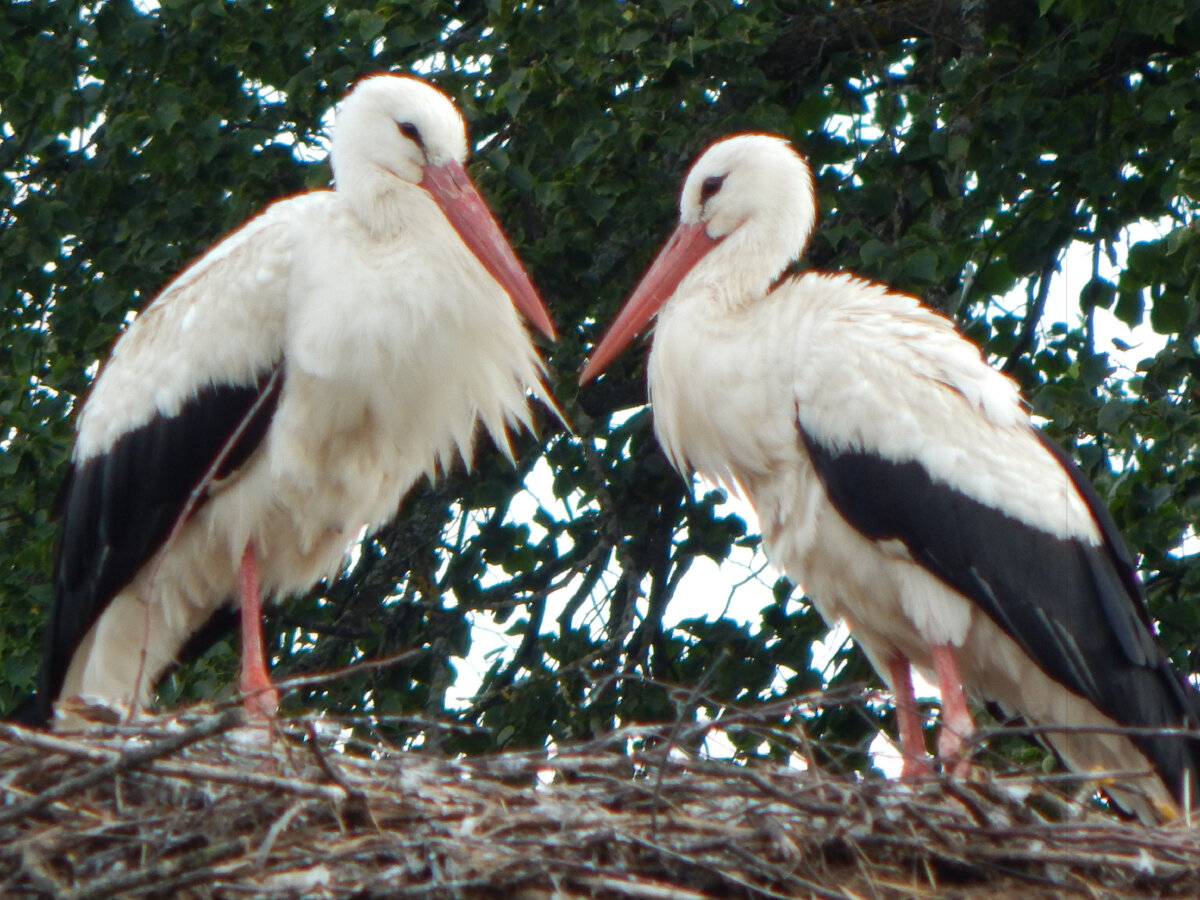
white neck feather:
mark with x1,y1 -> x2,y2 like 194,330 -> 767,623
679,134 -> 818,310
329,75 -> 467,240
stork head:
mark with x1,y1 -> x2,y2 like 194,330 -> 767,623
333,74 -> 555,339
580,134 -> 815,382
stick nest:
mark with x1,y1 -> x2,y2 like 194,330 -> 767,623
4,709 -> 1200,899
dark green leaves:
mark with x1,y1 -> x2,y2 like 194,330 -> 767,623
2,0 -> 1199,777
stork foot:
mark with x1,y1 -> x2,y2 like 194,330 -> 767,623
887,653 -> 933,779
238,544 -> 279,726
239,675 -> 280,723
899,755 -> 934,780
931,643 -> 975,778
936,725 -> 973,778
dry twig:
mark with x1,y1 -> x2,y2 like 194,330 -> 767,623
3,711 -> 1200,898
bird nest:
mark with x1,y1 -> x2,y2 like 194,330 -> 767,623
4,706 -> 1200,899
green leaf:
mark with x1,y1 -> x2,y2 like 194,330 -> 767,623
859,239 -> 890,268
1150,289 -> 1190,334
347,9 -> 385,41
900,247 -> 940,283
1080,276 -> 1115,310
1097,399 -> 1133,434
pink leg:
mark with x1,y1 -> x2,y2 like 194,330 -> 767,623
238,544 -> 279,722
887,654 -> 932,779
931,643 -> 974,776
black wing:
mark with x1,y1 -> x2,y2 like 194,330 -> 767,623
33,367 -> 284,724
800,426 -> 1200,804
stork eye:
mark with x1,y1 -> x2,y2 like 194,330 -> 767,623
398,121 -> 423,146
700,174 -> 726,204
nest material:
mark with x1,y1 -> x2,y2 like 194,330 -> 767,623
3,709 -> 1200,899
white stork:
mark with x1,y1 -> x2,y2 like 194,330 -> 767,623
32,74 -> 557,728
581,133 -> 1200,821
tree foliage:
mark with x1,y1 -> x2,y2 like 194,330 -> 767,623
2,0 -> 1199,774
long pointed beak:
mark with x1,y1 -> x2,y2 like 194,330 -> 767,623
580,221 -> 719,383
423,160 -> 557,340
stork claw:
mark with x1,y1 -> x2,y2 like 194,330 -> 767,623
240,681 -> 280,722
899,756 -> 934,780
936,725 -> 974,778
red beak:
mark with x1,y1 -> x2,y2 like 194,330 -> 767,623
580,221 -> 719,383
422,160 -> 556,340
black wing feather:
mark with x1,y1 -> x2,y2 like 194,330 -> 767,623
799,426 -> 1200,804
33,367 -> 284,724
